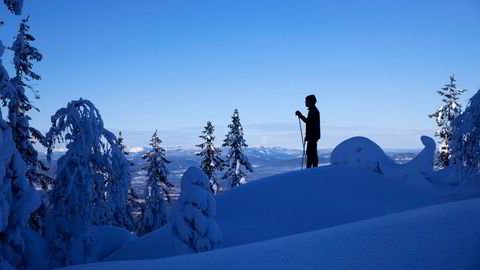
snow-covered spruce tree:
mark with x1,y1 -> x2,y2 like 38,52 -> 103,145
428,74 -> 467,168
1,17 -> 51,191
451,89 -> 480,179
117,131 -> 129,156
117,131 -> 142,231
45,99 -> 129,267
106,143 -> 134,230
196,121 -> 224,193
222,109 -> 253,188
112,131 -> 136,231
170,167 -> 222,254
0,47 -> 40,270
3,0 -> 23,15
137,130 -> 173,235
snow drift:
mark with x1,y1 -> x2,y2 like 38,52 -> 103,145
105,163 -> 444,261
330,136 -> 435,181
64,198 -> 480,270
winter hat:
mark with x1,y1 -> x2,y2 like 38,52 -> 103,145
306,94 -> 317,104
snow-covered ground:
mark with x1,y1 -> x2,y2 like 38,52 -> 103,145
57,137 -> 479,269
51,137 -> 480,269
62,197 -> 480,270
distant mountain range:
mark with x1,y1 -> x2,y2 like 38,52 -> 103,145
40,146 -> 420,197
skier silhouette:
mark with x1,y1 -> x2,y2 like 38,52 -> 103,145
295,94 -> 321,168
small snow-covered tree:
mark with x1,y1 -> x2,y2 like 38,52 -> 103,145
45,99 -> 128,267
137,130 -> 173,235
451,89 -> 480,179
222,109 -> 253,188
196,121 -> 224,193
170,167 -> 222,254
0,52 -> 40,270
116,131 -> 129,156
429,74 -> 467,168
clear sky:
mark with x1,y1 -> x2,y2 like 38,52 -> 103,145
1,0 -> 479,149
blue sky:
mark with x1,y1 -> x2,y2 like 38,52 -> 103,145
1,0 -> 479,149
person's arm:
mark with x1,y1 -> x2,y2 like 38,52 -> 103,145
295,111 -> 307,123
319,111 -> 321,139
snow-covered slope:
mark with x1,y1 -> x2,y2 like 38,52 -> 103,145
105,164 -> 445,261
63,197 -> 480,270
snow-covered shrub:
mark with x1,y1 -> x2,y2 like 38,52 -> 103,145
428,75 -> 466,168
196,121 -> 224,193
451,89 -> 480,179
137,131 -> 173,235
170,167 -> 222,254
0,109 -> 40,269
222,109 -> 253,188
45,99 -> 131,267
331,136 -> 435,181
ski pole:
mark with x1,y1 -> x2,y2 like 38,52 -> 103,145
298,117 -> 305,169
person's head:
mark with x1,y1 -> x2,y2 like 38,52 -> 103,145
305,94 -> 317,108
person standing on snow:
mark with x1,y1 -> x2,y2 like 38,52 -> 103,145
295,94 -> 321,168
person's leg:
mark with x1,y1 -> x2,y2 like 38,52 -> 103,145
312,141 -> 318,167
306,141 -> 314,168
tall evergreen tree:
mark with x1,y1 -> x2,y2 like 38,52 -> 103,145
222,109 -> 253,188
0,46 -> 40,270
116,132 -> 143,232
45,99 -> 99,267
110,131 -> 136,231
428,74 -> 466,168
1,17 -> 50,190
45,99 -> 129,267
3,0 -> 23,15
451,89 -> 480,179
196,121 -> 224,193
138,130 -> 173,235
106,143 -> 134,229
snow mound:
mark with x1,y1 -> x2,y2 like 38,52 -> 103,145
105,164 -> 443,261
63,198 -> 480,270
92,226 -> 136,261
330,136 -> 435,181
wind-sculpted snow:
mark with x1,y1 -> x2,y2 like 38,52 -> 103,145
104,165 -> 442,262
65,198 -> 480,270
330,136 -> 435,181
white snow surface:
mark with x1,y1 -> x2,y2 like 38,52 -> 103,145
331,136 -> 435,181
51,136 -> 480,269
104,163 -> 445,262
92,226 -> 137,261
63,197 -> 480,270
